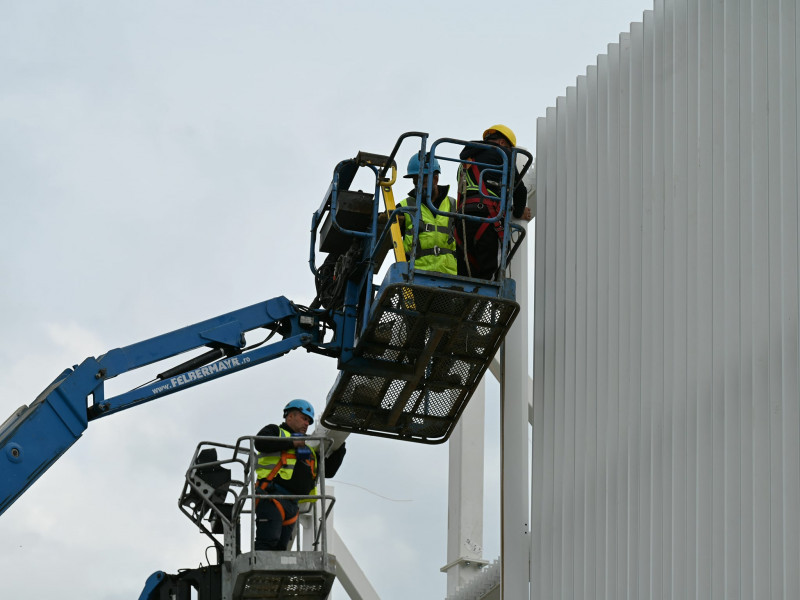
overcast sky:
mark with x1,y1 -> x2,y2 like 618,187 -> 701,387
1,1 -> 649,598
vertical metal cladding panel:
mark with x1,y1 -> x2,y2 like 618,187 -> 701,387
638,11 -> 656,598
532,115 -> 548,598
605,41 -> 622,600
562,86 -> 578,600
584,63 -> 600,600
531,0 -> 800,598
533,106 -> 559,597
694,1 -> 715,598
553,94 -> 568,599
595,51 -> 611,599
627,21 -> 645,600
683,0 -> 700,591
617,33 -> 633,600
737,0 -> 756,596
749,0 -> 771,596
573,74 -> 589,600
781,2 -> 800,598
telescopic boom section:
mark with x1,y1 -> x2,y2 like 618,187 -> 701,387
0,296 -> 333,517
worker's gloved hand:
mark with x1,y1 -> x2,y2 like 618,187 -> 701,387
292,433 -> 311,459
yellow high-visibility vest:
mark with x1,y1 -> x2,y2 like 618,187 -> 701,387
398,194 -> 457,275
256,428 -> 319,503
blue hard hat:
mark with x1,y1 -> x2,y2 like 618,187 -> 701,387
284,399 -> 315,424
404,153 -> 442,178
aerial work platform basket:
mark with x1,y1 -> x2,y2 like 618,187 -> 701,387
322,264 -> 519,443
310,132 -> 531,444
159,437 -> 338,600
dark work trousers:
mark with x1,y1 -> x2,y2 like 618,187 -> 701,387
254,482 -> 299,551
456,214 -> 501,280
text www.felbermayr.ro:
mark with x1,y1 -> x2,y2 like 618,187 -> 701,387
152,356 -> 251,394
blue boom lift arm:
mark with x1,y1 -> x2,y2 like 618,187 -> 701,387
0,296 -> 340,517
0,131 -> 532,524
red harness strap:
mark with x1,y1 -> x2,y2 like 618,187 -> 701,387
255,452 -> 299,526
256,449 -> 316,527
256,480 -> 298,526
457,163 -> 504,244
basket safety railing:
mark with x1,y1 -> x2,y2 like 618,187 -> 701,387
178,435 -> 337,560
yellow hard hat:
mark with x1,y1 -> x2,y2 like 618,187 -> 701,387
483,124 -> 517,147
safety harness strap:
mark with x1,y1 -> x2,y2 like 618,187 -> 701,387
403,200 -> 455,236
402,195 -> 456,262
256,480 -> 299,526
265,452 -> 290,482
419,222 -> 451,234
458,198 -> 504,242
416,246 -> 455,258
461,163 -> 504,242
269,491 -> 298,526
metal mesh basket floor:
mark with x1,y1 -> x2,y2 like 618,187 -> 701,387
321,282 -> 519,443
232,552 -> 336,600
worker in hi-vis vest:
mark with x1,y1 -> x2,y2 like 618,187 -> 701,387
397,152 -> 457,275
254,399 -> 346,550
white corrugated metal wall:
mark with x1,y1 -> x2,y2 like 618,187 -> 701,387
532,0 -> 799,598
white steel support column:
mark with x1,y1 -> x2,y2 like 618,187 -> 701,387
501,220 -> 531,599
329,528 -> 380,600
442,378 -> 488,595
299,511 -> 314,551
324,486 -> 380,600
